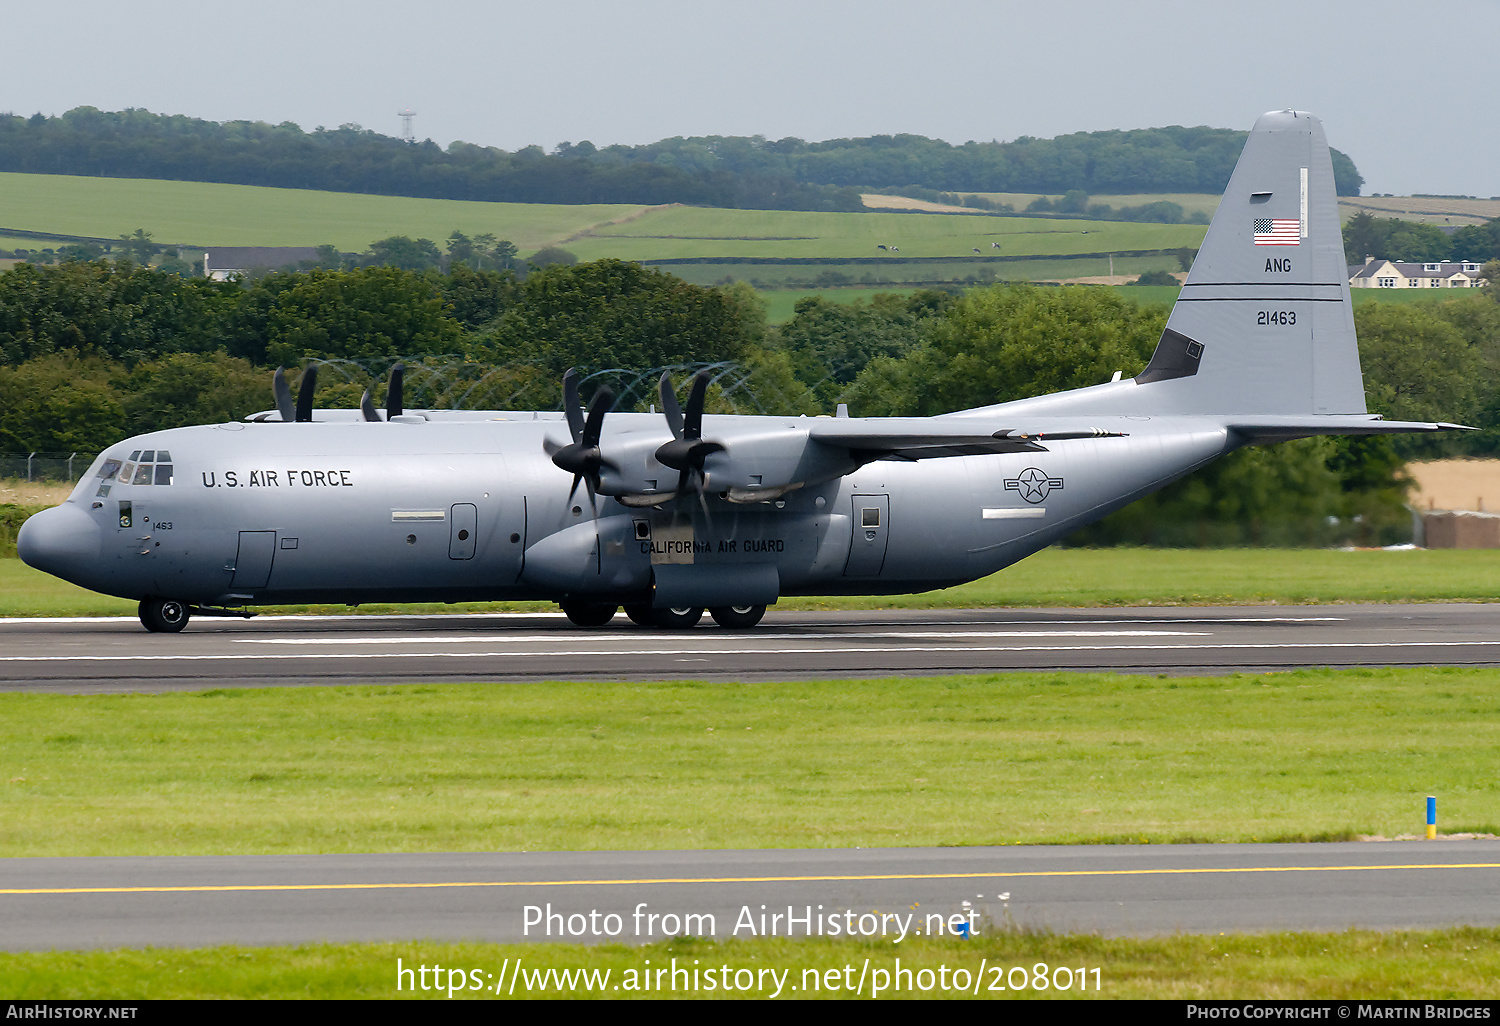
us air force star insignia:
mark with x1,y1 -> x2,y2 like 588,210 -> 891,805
1004,467 -> 1064,504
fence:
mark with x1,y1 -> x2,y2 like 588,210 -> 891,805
0,452 -> 98,484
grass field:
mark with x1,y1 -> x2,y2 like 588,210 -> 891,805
0,172 -> 646,254
6,929 -> 1499,999
4,666 -> 1498,858
566,206 -> 1205,262
0,172 -> 1206,264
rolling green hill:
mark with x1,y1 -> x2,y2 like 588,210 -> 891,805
0,172 -> 1205,267
0,172 -> 645,254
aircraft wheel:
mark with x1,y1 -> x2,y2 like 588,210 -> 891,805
139,597 -> 190,633
560,601 -> 617,627
624,604 -> 654,627
650,606 -> 704,629
710,604 -> 766,629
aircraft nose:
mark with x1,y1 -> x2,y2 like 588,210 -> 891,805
17,503 -> 102,581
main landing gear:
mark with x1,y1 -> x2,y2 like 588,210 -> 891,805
139,596 -> 190,633
561,602 -> 766,629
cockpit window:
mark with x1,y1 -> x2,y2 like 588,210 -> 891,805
73,454 -> 119,501
113,452 -> 174,487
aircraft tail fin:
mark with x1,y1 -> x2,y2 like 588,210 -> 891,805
1134,109 -> 1365,417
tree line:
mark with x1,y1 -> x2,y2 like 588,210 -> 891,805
1343,212 -> 1500,264
3,257 -> 1495,546
0,108 -> 1363,213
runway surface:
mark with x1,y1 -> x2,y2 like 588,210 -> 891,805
5,841 -> 1499,950
4,603 -> 1500,693
6,604 -> 1499,952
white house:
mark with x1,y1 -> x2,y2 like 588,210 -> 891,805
204,247 -> 324,281
1349,257 -> 1488,289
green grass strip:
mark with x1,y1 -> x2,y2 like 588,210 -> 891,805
4,668 -> 1499,857
5,930 -> 1499,999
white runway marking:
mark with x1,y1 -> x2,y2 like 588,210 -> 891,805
2,641 -> 1499,664
0,614 -> 1348,627
232,629 -> 1215,645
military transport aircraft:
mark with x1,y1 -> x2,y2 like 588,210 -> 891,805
18,111 -> 1465,632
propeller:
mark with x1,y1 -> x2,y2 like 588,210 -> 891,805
273,367 -> 295,423
294,364 -> 317,423
543,368 -> 618,513
655,370 -> 725,503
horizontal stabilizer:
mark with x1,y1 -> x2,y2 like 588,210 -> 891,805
1227,416 -> 1474,444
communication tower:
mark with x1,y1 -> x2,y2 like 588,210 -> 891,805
397,109 -> 417,143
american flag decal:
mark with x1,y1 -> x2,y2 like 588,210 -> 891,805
1253,217 -> 1299,246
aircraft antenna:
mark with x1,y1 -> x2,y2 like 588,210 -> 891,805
397,108 -> 417,143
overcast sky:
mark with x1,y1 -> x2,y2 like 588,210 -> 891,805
9,0 -> 1496,197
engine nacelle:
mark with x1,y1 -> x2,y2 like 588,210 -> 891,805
520,516 -> 649,598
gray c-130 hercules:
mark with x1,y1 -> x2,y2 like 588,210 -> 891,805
18,111 -> 1467,632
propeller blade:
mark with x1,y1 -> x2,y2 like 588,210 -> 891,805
659,372 -> 684,440
385,363 -> 404,419
561,368 -> 585,442
582,386 -> 614,447
295,365 -> 317,423
359,389 -> 381,422
683,370 -> 711,441
273,367 -> 295,423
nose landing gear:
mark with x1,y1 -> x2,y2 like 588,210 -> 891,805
139,597 -> 190,633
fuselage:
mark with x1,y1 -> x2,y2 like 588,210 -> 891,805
18,410 -> 1231,611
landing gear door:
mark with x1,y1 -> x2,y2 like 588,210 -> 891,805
231,531 -> 277,589
845,494 -> 890,576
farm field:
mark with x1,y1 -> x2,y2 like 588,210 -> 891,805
0,172 -> 645,254
0,172 -> 1206,265
566,205 -> 1205,261
961,191 -> 1224,220
1340,194 -> 1500,226
884,189 -> 1500,227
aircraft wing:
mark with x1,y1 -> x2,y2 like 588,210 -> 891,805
806,419 -> 1126,460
